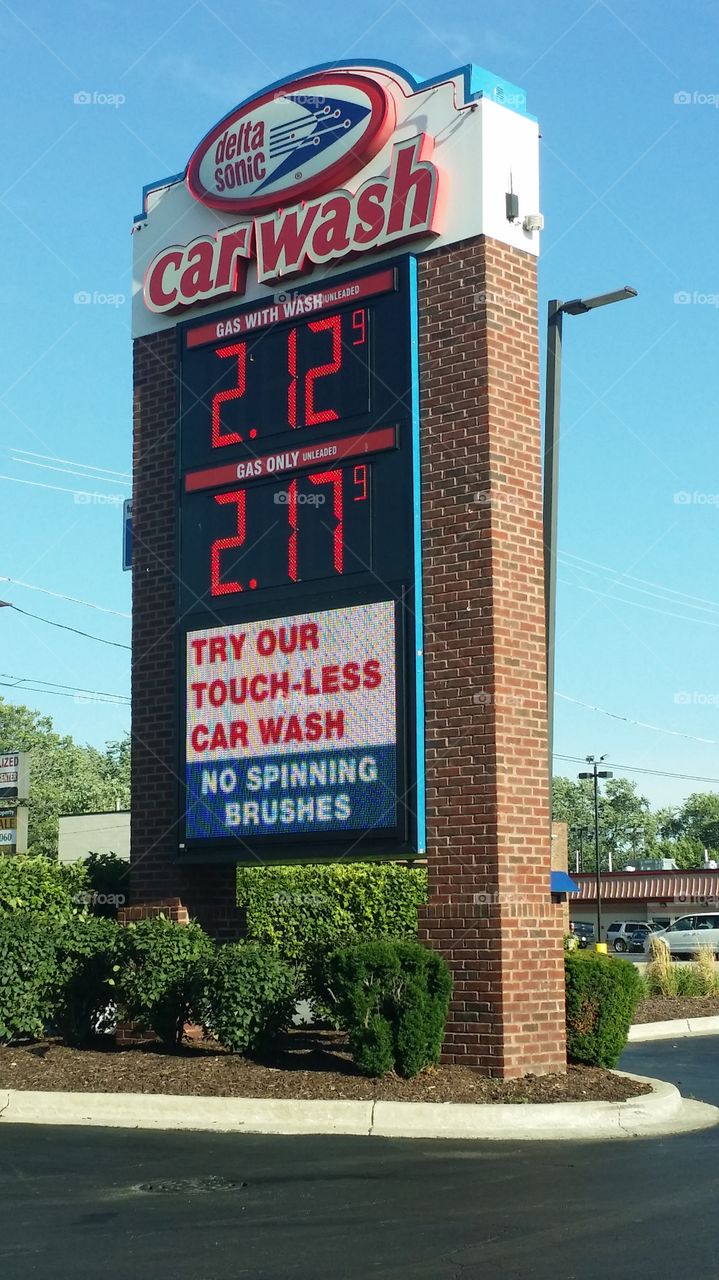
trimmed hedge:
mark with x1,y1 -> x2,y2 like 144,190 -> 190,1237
0,854 -> 87,920
201,942 -> 297,1054
322,939 -> 452,1078
565,951 -> 643,1068
114,916 -> 214,1046
236,864 -> 427,974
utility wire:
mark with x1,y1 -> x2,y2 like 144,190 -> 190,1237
1,603 -> 130,651
557,692 -> 719,746
0,577 -> 130,618
554,753 -> 719,787
558,577 -> 719,628
0,673 -> 129,703
559,551 -> 719,614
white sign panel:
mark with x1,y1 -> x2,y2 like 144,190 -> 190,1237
0,752 -> 30,799
184,601 -> 397,840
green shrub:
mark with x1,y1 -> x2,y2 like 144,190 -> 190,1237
114,916 -> 214,1046
81,852 -> 129,918
52,914 -> 119,1044
201,942 -> 298,1054
565,951 -> 643,1068
322,939 -> 452,1078
236,863 -> 426,987
0,854 -> 87,920
0,911 -> 59,1042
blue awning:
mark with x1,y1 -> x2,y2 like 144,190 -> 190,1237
551,871 -> 579,894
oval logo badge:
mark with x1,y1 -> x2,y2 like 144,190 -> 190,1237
186,71 -> 396,215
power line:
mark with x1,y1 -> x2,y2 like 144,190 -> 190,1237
10,448 -> 130,479
13,458 -> 129,486
557,692 -> 719,746
0,577 -> 130,618
554,753 -> 719,787
0,673 -> 129,703
0,472 -> 127,502
1,603 -> 130,651
559,550 -> 719,615
558,576 -> 719,628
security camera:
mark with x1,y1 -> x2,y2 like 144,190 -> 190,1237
522,213 -> 544,232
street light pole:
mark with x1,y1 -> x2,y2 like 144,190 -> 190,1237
543,287 -> 637,778
578,757 -> 613,949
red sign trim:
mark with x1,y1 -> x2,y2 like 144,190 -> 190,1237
185,267 -> 396,349
186,72 -> 396,216
184,425 -> 397,493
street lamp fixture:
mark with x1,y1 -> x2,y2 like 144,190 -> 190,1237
543,286 -> 637,774
578,756 -> 613,949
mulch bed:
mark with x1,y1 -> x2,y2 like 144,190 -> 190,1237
634,996 -> 719,1024
0,1030 -> 648,1104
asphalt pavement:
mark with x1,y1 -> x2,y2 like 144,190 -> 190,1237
1,1038 -> 718,1280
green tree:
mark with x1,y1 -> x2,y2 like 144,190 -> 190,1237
0,699 -> 130,859
552,775 -> 655,872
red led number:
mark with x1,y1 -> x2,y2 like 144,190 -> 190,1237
309,468 -> 344,573
353,464 -> 368,502
351,309 -> 367,346
305,317 -> 341,425
287,316 -> 342,429
211,489 -> 248,596
212,343 -> 247,448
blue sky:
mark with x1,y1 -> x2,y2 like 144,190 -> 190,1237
0,0 -> 718,805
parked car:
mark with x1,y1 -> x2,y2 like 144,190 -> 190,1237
628,923 -> 655,953
642,913 -> 719,958
606,921 -> 649,952
570,921 -> 595,949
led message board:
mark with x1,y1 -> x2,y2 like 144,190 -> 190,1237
178,257 -> 422,862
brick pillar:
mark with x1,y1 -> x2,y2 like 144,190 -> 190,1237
417,236 -> 566,1078
131,331 -> 245,941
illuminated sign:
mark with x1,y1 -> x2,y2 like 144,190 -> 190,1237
186,71 -> 396,215
143,135 -> 440,310
185,602 -> 397,843
133,60 -> 539,340
177,257 -> 423,861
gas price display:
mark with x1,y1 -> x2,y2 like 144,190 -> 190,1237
177,259 -> 422,861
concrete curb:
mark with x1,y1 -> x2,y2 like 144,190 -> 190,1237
1,1071 -> 716,1141
628,1016 -> 719,1042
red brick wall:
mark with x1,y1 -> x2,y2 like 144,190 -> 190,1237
131,234 -> 566,1075
416,236 -> 566,1077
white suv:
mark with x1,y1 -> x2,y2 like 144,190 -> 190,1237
606,921 -> 648,952
644,913 -> 719,958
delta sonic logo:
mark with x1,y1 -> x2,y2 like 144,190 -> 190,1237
184,601 -> 398,841
186,72 -> 396,213
143,70 -> 442,314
